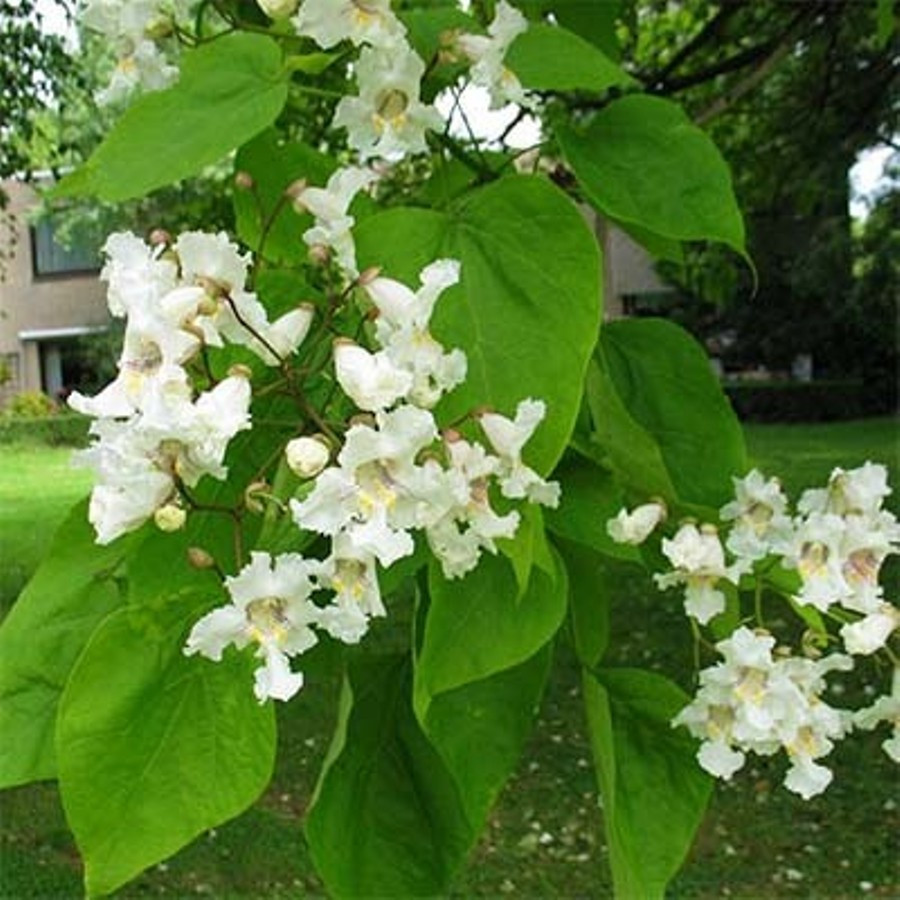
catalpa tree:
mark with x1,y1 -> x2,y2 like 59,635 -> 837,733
1,1 -> 897,896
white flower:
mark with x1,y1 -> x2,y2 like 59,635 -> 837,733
674,627 -> 853,797
291,405 -> 441,567
174,231 -> 251,296
96,39 -> 179,106
334,44 -> 443,161
185,552 -> 323,702
316,533 -> 385,643
365,259 -> 466,408
655,524 -> 741,624
607,501 -> 666,545
97,231 -> 178,318
479,399 -> 560,507
782,512 -> 849,612
292,0 -> 406,50
457,0 -> 532,110
840,604 -> 900,655
854,669 -> 900,763
285,435 -> 331,479
720,469 -> 793,561
425,436 -> 519,579
334,340 -> 413,411
296,166 -> 377,277
837,511 -> 900,614
799,462 -> 891,518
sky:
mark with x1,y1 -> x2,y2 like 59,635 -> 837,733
33,0 -> 897,219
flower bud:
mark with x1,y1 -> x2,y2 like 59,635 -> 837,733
227,363 -> 253,380
286,178 -> 309,205
307,243 -> 331,266
196,294 -> 219,317
187,547 -> 216,570
357,266 -> 382,287
285,435 -> 331,479
154,503 -> 187,533
256,0 -> 298,18
149,228 -> 172,247
244,480 -> 269,514
234,171 -> 255,191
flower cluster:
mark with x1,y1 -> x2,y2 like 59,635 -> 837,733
73,2 -> 553,707
608,463 -> 900,794
70,231 -> 313,543
673,627 -> 852,799
81,0 -> 190,105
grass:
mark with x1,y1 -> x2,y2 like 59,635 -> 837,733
1,419 -> 898,898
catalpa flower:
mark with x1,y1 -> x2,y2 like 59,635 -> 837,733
457,0 -> 533,110
365,259 -> 467,408
185,552 -> 323,702
334,44 -> 443,160
480,399 -> 560,508
655,523 -> 744,624
799,461 -> 891,519
607,500 -> 666,545
720,469 -> 793,561
294,166 -> 377,278
292,0 -> 406,50
424,435 -> 519,579
674,627 -> 853,798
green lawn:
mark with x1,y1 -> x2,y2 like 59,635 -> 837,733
1,419 -> 898,897
0,445 -> 93,615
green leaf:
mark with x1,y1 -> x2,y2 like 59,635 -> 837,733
554,0 -> 622,60
419,643 -> 552,833
55,33 -> 288,202
545,455 -> 638,561
555,538 -> 612,667
582,667 -> 712,898
355,174 -> 602,473
56,598 -> 276,896
589,318 -> 746,509
415,541 -> 567,719
233,129 -> 336,265
507,23 -> 634,94
305,655 -> 472,897
0,501 -> 143,788
556,94 -> 746,255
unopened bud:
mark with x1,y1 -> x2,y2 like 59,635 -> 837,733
700,523 -> 719,537
256,0 -> 299,19
357,266 -> 381,287
443,428 -> 463,443
234,171 -> 255,191
149,228 -> 172,247
307,243 -> 331,266
154,503 -> 186,533
285,435 -> 331,479
286,178 -> 309,204
244,480 -> 269,514
227,363 -> 253,380
187,546 -> 216,570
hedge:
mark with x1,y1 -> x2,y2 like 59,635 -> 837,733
724,379 -> 893,423
0,414 -> 92,447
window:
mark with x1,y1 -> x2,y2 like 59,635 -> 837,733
31,219 -> 99,277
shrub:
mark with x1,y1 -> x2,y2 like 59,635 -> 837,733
0,413 -> 90,446
4,391 -> 58,419
723,379 -> 884,423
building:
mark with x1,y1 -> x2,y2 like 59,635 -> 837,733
0,180 -> 109,406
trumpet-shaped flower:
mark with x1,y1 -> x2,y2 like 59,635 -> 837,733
295,166 -> 377,277
334,44 -> 443,160
334,340 -> 413,411
479,399 -> 560,507
292,0 -> 406,50
607,501 -> 666,545
457,1 -> 532,110
720,469 -> 793,561
655,523 -> 743,624
185,552 -> 324,702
